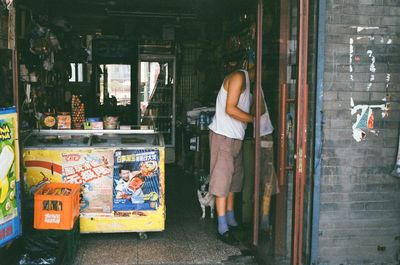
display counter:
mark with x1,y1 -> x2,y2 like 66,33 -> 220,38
23,130 -> 165,234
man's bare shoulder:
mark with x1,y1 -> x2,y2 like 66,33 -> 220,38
227,70 -> 245,80
224,70 -> 246,91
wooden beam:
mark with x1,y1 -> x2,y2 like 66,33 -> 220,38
7,4 -> 16,50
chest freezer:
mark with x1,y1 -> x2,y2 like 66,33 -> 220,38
23,129 -> 165,233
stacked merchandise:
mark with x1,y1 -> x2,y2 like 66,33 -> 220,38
186,107 -> 215,152
56,112 -> 72,130
71,95 -> 85,129
185,107 -> 215,173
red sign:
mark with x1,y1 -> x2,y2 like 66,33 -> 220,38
63,160 -> 111,184
0,225 -> 12,240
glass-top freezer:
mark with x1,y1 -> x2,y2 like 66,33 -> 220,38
23,130 -> 162,148
22,129 -> 166,234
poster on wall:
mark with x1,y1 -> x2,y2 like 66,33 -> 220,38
0,107 -> 21,248
62,150 -> 114,215
113,149 -> 160,212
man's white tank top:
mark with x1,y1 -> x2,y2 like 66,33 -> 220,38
208,70 -> 251,140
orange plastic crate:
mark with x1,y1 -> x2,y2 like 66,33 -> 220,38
34,183 -> 80,230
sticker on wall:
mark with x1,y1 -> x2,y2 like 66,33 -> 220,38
350,97 -> 389,142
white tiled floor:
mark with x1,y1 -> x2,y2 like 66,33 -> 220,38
72,165 -> 250,265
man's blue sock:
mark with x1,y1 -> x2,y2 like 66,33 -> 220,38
261,215 -> 269,231
226,210 -> 238,227
218,215 -> 229,235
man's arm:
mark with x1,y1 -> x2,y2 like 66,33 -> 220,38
225,72 -> 253,123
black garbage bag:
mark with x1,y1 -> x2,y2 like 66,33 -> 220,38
18,233 -> 66,265
0,234 -> 65,265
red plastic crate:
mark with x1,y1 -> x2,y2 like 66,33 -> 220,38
34,183 -> 80,230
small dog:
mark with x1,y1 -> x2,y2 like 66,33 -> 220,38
197,182 -> 215,219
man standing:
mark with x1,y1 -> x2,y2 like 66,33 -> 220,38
208,66 -> 254,245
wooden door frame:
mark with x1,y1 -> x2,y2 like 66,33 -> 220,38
275,0 -> 311,264
275,0 -> 291,257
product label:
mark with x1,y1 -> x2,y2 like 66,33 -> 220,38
43,116 -> 56,128
44,213 -> 61,224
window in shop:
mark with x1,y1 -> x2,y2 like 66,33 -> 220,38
99,64 -> 131,106
69,63 -> 85,82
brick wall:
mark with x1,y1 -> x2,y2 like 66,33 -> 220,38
318,0 -> 400,264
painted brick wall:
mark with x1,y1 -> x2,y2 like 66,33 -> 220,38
318,0 -> 400,264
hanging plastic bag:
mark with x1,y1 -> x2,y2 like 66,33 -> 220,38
253,89 -> 274,137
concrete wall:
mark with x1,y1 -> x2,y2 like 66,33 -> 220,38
0,13 -> 8,48
318,0 -> 400,264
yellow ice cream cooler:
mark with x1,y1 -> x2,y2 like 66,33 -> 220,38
23,130 -> 165,235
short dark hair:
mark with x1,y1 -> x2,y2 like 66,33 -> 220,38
223,50 -> 246,74
119,164 -> 131,173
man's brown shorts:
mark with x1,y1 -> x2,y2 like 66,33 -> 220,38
209,130 -> 244,197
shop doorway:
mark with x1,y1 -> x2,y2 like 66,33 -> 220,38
250,0 -> 318,264
6,0 -> 320,264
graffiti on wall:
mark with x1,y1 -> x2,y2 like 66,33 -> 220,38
350,97 -> 389,142
349,26 -> 392,142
